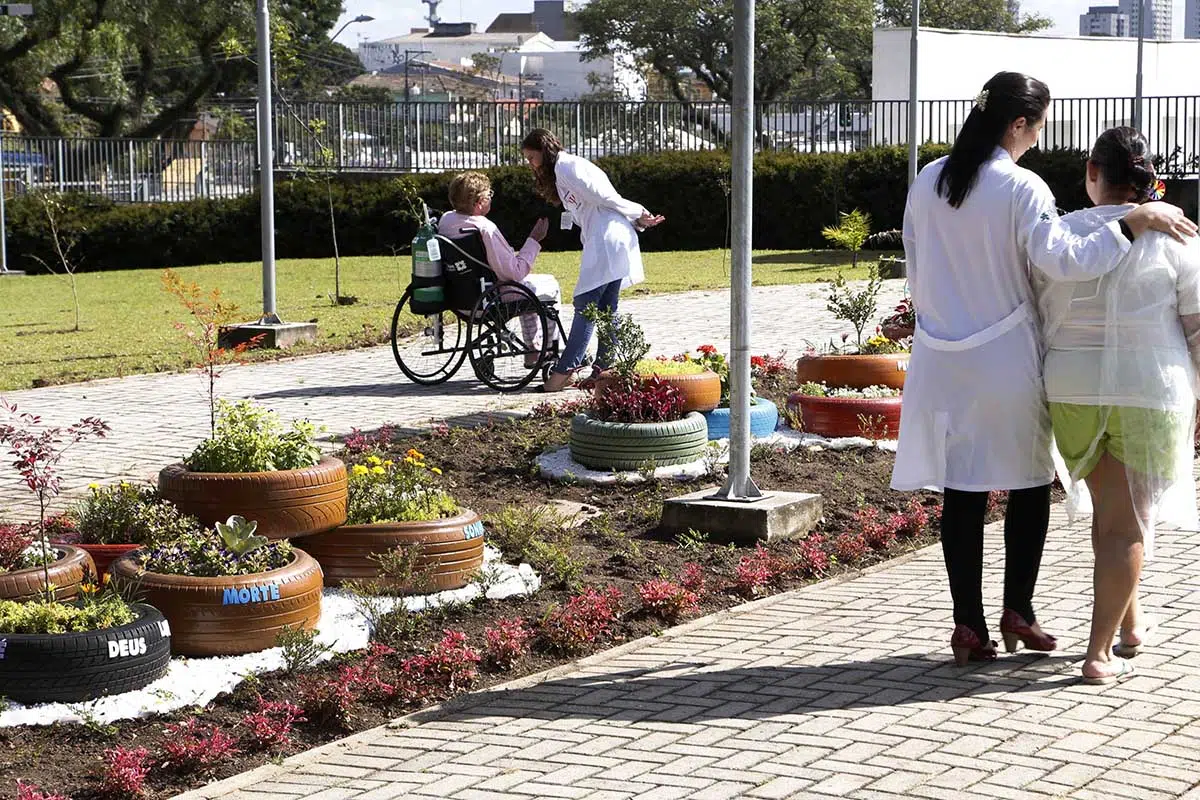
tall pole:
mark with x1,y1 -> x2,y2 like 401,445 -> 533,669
0,130 -> 9,275
1134,0 -> 1146,130
256,0 -> 280,324
908,0 -> 920,186
713,0 -> 762,502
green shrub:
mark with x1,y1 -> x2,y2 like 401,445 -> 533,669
137,527 -> 293,577
0,594 -> 136,634
185,400 -> 322,474
71,482 -> 200,546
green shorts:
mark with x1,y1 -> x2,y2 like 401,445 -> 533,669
1050,403 -> 1182,480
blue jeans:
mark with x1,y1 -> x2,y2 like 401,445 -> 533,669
553,279 -> 622,375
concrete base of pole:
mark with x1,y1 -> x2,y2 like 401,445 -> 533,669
219,321 -> 318,350
0,270 -> 27,277
660,488 -> 823,545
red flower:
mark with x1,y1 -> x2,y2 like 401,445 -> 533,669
697,344 -> 717,355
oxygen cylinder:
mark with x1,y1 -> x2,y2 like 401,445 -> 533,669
409,204 -> 445,314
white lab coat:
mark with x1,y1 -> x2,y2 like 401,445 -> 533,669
891,147 -> 1132,492
554,152 -> 647,297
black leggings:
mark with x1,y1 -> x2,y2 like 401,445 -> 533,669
940,484 -> 1052,643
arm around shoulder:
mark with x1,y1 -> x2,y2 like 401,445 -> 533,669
1014,172 -> 1129,282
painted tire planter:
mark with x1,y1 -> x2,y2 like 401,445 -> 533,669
72,544 -> 140,578
569,412 -> 708,471
158,456 -> 348,540
786,393 -> 903,439
109,549 -> 324,657
0,546 -> 95,602
795,353 -> 909,391
636,370 -> 721,413
302,509 -> 485,593
702,398 -> 780,440
0,603 -> 171,704
880,321 -> 915,342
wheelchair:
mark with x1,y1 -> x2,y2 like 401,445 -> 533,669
390,231 -> 569,392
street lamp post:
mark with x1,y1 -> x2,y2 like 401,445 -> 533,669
1134,0 -> 1147,129
908,0 -> 920,186
331,13 -> 373,42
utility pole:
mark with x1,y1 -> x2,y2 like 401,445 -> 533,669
1134,0 -> 1147,129
908,0 -> 920,186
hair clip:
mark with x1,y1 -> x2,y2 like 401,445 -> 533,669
1149,179 -> 1167,201
973,89 -> 989,112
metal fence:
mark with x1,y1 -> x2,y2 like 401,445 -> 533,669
3,96 -> 1198,204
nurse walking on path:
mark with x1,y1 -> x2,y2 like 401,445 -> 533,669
891,71 -> 1198,668
519,129 -> 665,393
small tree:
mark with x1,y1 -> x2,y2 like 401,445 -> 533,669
825,268 -> 882,350
581,304 -> 649,381
28,191 -> 84,332
0,401 -> 109,598
821,209 -> 872,269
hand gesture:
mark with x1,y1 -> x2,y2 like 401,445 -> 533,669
636,211 -> 666,231
1126,201 -> 1198,243
530,217 -> 550,242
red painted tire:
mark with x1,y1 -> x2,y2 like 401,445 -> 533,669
795,353 -> 909,390
786,393 -> 903,439
109,549 -> 324,657
302,509 -> 484,593
75,543 -> 140,578
0,545 -> 96,602
158,457 -> 348,540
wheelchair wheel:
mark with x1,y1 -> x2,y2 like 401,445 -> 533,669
467,283 -> 551,392
391,289 -> 467,386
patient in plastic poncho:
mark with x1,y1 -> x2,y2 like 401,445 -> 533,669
1033,126 -> 1200,685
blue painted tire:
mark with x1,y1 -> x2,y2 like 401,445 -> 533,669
703,398 -> 779,440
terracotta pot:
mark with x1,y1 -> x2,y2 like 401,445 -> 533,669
0,545 -> 96,602
302,509 -> 484,594
73,543 -> 141,578
795,353 -> 909,391
636,369 -> 721,413
880,321 -> 915,342
110,548 -> 323,657
158,456 -> 347,540
786,392 -> 903,439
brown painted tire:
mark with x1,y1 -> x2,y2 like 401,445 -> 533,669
795,353 -> 909,390
0,545 -> 95,602
786,393 -> 903,439
637,370 -> 721,413
880,322 -> 915,342
302,509 -> 484,593
109,549 -> 324,657
158,456 -> 348,540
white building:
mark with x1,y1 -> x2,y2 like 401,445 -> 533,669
1121,0 -> 1174,38
499,39 -> 645,101
1187,0 -> 1200,37
1079,5 -> 1129,36
871,27 -> 1200,167
358,26 -> 543,73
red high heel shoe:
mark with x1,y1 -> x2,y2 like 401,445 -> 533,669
999,609 -> 1057,653
950,625 -> 998,667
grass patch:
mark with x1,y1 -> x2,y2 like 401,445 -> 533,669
0,249 -> 883,391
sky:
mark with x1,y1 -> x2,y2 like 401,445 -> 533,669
331,1 -> 1099,47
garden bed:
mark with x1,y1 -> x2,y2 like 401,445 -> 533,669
3,406 -> 1018,800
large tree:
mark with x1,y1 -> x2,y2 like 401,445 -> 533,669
875,0 -> 1052,33
575,0 -> 874,103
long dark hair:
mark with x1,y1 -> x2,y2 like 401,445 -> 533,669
521,128 -> 563,206
936,71 -> 1051,208
1090,126 -> 1156,203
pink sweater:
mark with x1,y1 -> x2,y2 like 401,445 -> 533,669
437,212 -> 541,283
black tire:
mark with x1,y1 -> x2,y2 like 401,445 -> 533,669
468,282 -> 548,393
0,603 -> 171,704
568,412 -> 709,470
391,287 -> 467,385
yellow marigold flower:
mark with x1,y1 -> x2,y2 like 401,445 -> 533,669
102,573 -> 111,585
351,464 -> 370,476
80,582 -> 97,594
366,455 -> 383,466
404,457 -> 417,465
88,483 -> 100,490
430,467 -> 443,475
383,460 -> 394,467
371,465 -> 386,475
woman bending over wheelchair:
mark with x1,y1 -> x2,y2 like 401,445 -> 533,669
521,128 -> 665,393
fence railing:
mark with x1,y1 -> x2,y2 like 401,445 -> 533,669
3,96 -> 1198,204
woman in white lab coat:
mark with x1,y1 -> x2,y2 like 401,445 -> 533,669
1035,126 -> 1200,684
519,129 -> 665,392
893,71 -> 1197,667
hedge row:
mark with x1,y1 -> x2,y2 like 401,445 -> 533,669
5,145 -> 1194,274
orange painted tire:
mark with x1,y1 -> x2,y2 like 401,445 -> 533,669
158,457 -> 347,540
786,393 -> 903,439
302,509 -> 484,593
638,370 -> 721,413
0,546 -> 96,602
795,354 -> 909,390
109,549 -> 324,657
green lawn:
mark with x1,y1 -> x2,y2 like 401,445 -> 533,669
0,249 -> 883,392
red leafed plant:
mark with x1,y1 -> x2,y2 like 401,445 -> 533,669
344,642 -> 397,702
680,562 -> 706,596
637,579 -> 699,622
901,498 -> 930,536
530,397 -> 592,420
97,746 -> 151,799
540,586 -> 624,653
795,533 -> 830,577
854,507 -> 898,551
239,696 -> 307,752
298,671 -> 359,731
832,531 -> 869,565
342,424 -> 399,455
734,545 -> 786,598
400,630 -> 480,701
483,618 -> 532,670
0,522 -> 34,572
592,376 -> 684,424
159,718 -> 239,774
15,782 -> 70,800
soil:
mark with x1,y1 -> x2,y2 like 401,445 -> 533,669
2,394 -> 1029,800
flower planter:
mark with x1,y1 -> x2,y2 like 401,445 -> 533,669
0,603 -> 171,703
635,370 -> 721,413
302,509 -> 484,594
786,393 -> 904,439
74,544 -> 140,578
158,456 -> 348,540
701,398 -> 780,440
0,545 -> 96,602
880,321 -> 915,342
795,353 -> 909,391
110,549 -> 324,657
569,412 -> 708,471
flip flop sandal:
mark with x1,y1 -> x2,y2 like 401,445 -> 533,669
1081,658 -> 1134,686
1114,617 -> 1157,658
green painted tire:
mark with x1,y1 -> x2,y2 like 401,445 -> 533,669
568,412 -> 708,471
